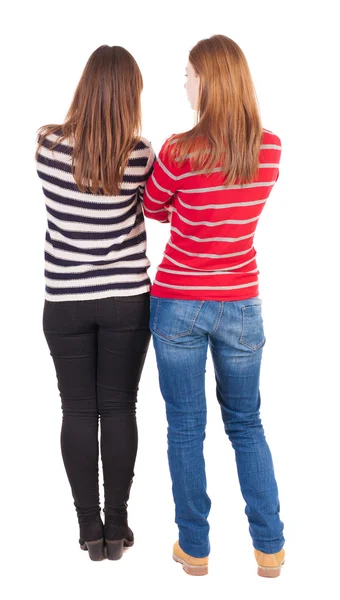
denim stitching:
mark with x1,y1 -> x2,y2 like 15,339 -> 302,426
239,305 -> 265,351
188,301 -> 205,335
112,297 -> 119,323
211,302 -> 224,335
153,297 -> 161,332
153,300 -> 205,340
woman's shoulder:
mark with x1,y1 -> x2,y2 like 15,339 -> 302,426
135,136 -> 153,151
158,134 -> 182,161
132,137 -> 155,166
36,126 -> 73,156
132,137 -> 156,172
262,128 -> 281,147
161,133 -> 181,149
37,125 -> 63,141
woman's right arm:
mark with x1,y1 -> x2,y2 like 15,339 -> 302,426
143,142 -> 178,223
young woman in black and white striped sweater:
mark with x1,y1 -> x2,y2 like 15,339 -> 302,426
36,45 -> 155,561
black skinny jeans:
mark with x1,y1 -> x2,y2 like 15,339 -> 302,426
43,293 -> 151,520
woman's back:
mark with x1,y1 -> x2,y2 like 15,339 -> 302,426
144,128 -> 281,301
37,132 -> 154,301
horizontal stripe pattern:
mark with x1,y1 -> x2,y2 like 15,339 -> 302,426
37,134 -> 155,301
144,129 -> 281,300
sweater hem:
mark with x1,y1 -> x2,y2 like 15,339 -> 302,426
150,283 -> 260,302
45,284 -> 151,302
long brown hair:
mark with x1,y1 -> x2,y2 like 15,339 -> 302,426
36,45 -> 143,196
168,35 -> 262,185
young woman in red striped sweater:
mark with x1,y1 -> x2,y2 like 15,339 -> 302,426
144,34 -> 285,577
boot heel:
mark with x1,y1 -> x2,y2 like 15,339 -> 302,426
173,555 -> 208,576
257,563 -> 283,578
82,539 -> 105,561
106,539 -> 125,560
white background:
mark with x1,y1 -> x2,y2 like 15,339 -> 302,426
2,0 -> 339,598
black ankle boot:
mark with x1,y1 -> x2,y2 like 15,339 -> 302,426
78,512 -> 105,561
104,510 -> 134,561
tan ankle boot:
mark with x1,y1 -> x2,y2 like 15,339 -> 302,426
172,541 -> 209,576
254,548 -> 285,578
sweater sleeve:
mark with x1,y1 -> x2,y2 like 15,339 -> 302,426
137,142 -> 156,201
143,140 -> 178,223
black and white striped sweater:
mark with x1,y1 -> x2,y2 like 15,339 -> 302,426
36,133 -> 155,301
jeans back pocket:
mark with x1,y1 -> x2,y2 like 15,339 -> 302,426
239,303 -> 266,351
43,301 -> 77,333
150,297 -> 204,341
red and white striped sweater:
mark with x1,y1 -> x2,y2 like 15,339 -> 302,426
143,129 -> 281,301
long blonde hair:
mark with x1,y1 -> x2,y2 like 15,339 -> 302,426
168,35 -> 262,185
36,45 -> 143,196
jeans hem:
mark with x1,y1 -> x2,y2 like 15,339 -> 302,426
178,537 -> 210,559
253,539 -> 285,554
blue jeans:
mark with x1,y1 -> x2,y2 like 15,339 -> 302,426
150,296 -> 284,558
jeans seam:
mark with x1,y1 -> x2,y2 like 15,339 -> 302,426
153,300 -> 205,340
239,305 -> 266,351
211,302 -> 224,335
239,338 -> 266,351
188,301 -> 205,335
112,297 -> 118,323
